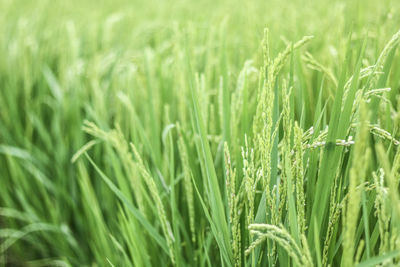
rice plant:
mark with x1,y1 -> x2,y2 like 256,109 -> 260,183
1,0 -> 400,266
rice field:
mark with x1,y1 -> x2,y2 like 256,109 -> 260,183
1,0 -> 400,266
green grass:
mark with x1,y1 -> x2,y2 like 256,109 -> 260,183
1,0 -> 400,266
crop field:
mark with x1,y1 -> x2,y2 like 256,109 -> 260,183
1,0 -> 400,266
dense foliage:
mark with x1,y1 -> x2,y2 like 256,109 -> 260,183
1,0 -> 400,266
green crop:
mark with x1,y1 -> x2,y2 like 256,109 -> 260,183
1,0 -> 400,266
